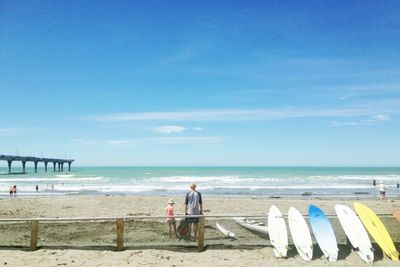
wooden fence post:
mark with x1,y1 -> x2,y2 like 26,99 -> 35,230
116,218 -> 124,251
197,216 -> 205,252
30,220 -> 39,251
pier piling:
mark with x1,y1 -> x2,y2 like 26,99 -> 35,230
7,160 -> 12,174
22,161 -> 26,173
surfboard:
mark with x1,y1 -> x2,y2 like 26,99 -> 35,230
335,204 -> 374,263
354,202 -> 399,261
268,205 -> 288,258
233,217 -> 268,235
308,204 -> 338,262
216,221 -> 235,238
288,207 -> 313,261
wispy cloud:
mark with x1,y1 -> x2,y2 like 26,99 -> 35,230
154,125 -> 186,134
371,114 -> 390,121
131,47 -> 197,73
71,139 -> 101,145
72,136 -> 225,147
329,114 -> 390,127
337,83 -> 400,101
330,120 -> 375,127
84,107 -> 394,122
108,140 -> 131,147
145,136 -> 225,145
157,48 -> 195,66
192,127 -> 203,131
0,128 -> 17,135
0,128 -> 14,133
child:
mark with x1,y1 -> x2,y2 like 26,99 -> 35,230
166,199 -> 178,238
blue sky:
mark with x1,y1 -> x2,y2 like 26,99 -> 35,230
0,0 -> 400,166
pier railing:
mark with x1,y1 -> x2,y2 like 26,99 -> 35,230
0,213 -> 397,252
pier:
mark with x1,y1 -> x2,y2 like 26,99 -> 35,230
0,154 -> 74,173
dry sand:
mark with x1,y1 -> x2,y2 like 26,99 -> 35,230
0,195 -> 399,266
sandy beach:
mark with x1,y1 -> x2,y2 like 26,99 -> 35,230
0,195 -> 399,266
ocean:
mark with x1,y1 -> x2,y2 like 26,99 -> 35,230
0,166 -> 400,198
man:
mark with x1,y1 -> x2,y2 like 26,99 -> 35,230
379,181 -> 386,200
184,182 -> 203,240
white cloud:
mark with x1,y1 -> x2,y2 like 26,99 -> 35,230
84,107 -> 380,122
192,127 -> 203,131
329,120 -> 375,127
154,125 -> 186,134
141,136 -> 225,144
329,114 -> 390,127
371,114 -> 389,121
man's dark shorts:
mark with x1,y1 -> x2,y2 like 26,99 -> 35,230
185,216 -> 199,224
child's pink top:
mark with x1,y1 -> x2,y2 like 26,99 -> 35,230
166,205 -> 174,220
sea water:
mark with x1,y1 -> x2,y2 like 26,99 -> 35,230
0,166 -> 399,198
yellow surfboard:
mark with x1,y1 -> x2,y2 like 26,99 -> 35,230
354,202 -> 399,261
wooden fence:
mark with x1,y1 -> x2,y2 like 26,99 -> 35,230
0,213 -> 396,252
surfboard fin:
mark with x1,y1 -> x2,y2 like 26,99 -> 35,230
389,251 -> 399,261
366,255 -> 372,262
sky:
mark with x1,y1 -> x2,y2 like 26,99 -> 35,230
0,0 -> 400,166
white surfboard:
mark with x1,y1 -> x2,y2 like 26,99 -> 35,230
309,205 -> 338,262
335,205 -> 374,263
216,221 -> 235,238
288,207 -> 313,261
268,205 -> 288,258
233,217 -> 268,235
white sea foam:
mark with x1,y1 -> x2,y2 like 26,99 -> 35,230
210,184 -> 373,190
306,175 -> 400,181
47,184 -> 374,193
47,185 -> 165,193
157,175 -> 400,184
55,174 -> 75,178
159,176 -> 242,183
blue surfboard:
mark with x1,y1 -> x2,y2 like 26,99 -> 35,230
309,205 -> 338,261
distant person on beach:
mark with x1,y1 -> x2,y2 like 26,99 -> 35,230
9,186 -> 13,197
379,181 -> 386,200
13,185 -> 17,196
36,185 -> 39,192
373,179 -> 376,186
184,182 -> 203,241
165,199 -> 178,238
